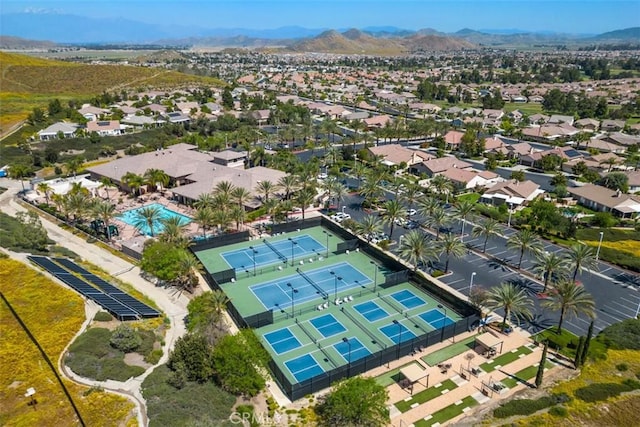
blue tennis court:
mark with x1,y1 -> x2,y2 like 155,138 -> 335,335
250,262 -> 372,311
221,234 -> 325,271
309,314 -> 346,338
285,354 -> 325,383
354,300 -> 390,322
391,289 -> 426,310
380,322 -> 417,344
334,337 -> 371,362
419,309 -> 455,329
264,328 -> 302,354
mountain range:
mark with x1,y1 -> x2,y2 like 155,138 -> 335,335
0,12 -> 638,49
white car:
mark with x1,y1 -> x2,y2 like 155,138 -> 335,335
407,208 -> 417,216
330,212 -> 351,223
317,173 -> 328,179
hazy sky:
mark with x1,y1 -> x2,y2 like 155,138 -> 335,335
3,0 -> 638,33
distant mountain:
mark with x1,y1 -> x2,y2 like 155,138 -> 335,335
0,35 -> 58,50
362,26 -> 415,38
403,34 -> 475,52
591,27 -> 640,41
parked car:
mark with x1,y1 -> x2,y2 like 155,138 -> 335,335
404,220 -> 419,229
394,217 -> 407,226
330,212 -> 351,223
406,208 -> 417,216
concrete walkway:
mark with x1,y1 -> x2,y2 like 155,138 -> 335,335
0,178 -> 190,426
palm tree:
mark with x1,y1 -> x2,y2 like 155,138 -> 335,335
229,205 -> 245,230
507,229 -> 543,269
65,192 -> 91,224
215,180 -> 235,198
277,175 -> 299,200
487,282 -> 534,330
230,187 -> 252,211
212,209 -> 232,234
176,251 -> 204,292
472,218 -> 501,252
356,215 -> 383,242
100,177 -> 115,200
133,205 -> 163,236
322,177 -> 347,210
121,172 -> 144,198
400,230 -> 437,272
187,290 -> 230,337
195,192 -> 215,210
37,182 -> 52,206
438,232 -> 467,273
430,175 -> 453,203
159,216 -> 189,247
400,184 -> 422,212
533,251 -> 569,292
144,168 -> 170,193
358,179 -> 384,209
565,244 -> 597,283
212,192 -> 232,211
542,280 -> 596,334
65,157 -> 84,178
417,197 -> 441,219
296,187 -> 316,220
453,199 -> 475,240
194,206 -> 216,239
256,180 -> 275,202
91,200 -> 116,242
8,163 -> 31,192
380,199 -> 405,239
425,206 -> 451,239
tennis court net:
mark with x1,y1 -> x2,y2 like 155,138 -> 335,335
341,307 -> 386,350
263,239 -> 287,262
296,268 -> 329,299
295,318 -> 317,344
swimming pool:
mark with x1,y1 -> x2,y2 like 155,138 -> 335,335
118,203 -> 191,236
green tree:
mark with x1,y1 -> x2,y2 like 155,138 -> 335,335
565,243 -> 597,283
110,324 -> 141,352
356,215 -> 383,243
581,320 -> 595,363
399,230 -> 437,272
316,376 -> 389,427
438,232 -> 467,273
194,206 -> 215,239
8,163 -> 32,192
571,161 -> 589,176
140,241 -> 187,282
121,172 -> 145,198
256,180 -> 276,202
487,282 -> 534,330
380,199 -> 405,239
144,168 -> 170,193
425,206 -> 451,239
535,341 -> 549,388
158,216 -> 189,247
168,334 -> 214,383
133,205 -> 163,237
37,182 -> 52,206
65,156 -> 84,178
187,290 -> 229,344
533,250 -> 568,292
511,170 -> 526,182
507,229 -> 543,268
599,172 -> 629,193
453,199 -> 475,240
542,280 -> 596,334
574,336 -> 585,368
472,218 -> 501,252
222,88 -> 234,109
211,330 -> 269,397
91,200 -> 117,242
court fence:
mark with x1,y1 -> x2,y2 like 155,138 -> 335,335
269,217 -> 322,234
190,230 -> 251,252
211,268 -> 236,285
382,270 -> 410,289
336,239 -> 359,254
270,314 -> 481,401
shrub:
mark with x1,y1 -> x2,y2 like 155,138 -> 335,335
616,363 -> 629,372
145,349 -> 163,365
94,311 -> 113,322
110,324 -> 142,353
591,212 -> 617,228
574,382 -> 639,403
549,406 -> 568,417
597,318 -> 640,350
493,394 -> 568,418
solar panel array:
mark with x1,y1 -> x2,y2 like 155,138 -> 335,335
28,256 -> 160,321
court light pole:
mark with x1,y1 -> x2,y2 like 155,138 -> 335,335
507,203 -> 513,227
288,238 -> 298,267
323,231 -> 331,258
595,231 -> 604,261
330,271 -> 342,302
437,304 -> 447,342
342,337 -> 352,376
393,319 -> 403,358
469,272 -> 476,294
370,261 -> 378,293
249,246 -> 258,276
287,283 -> 298,318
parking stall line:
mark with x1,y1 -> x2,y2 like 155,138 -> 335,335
609,300 -> 637,315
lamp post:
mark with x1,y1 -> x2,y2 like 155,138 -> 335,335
370,261 -> 378,293
287,283 -> 298,317
330,271 -> 342,301
507,203 -> 513,227
249,246 -> 258,276
342,205 -> 346,215
323,231 -> 331,258
437,304 -> 447,342
469,272 -> 476,294
393,319 -> 403,358
342,337 -> 352,376
595,231 -> 604,261
288,238 -> 298,266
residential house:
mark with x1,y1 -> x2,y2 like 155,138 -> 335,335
344,111 -> 370,121
574,118 -> 600,132
440,168 -> 503,190
175,101 -> 200,115
529,113 -> 549,124
368,144 -> 434,171
562,152 -> 624,174
625,171 -> 640,194
164,111 -> 191,124
508,110 -> 524,122
211,150 -> 248,169
415,156 -> 473,177
480,179 -> 544,206
601,119 -> 625,132
548,115 -> 575,125
121,115 -> 164,129
585,138 -> 627,154
363,115 -> 392,129
600,132 -> 640,147
443,130 -> 465,150
568,184 -> 640,218
483,136 -> 506,152
78,104 -> 109,121
527,95 -> 545,103
520,146 -> 583,168
86,120 -> 124,137
251,109 -> 271,125
37,122 -> 79,141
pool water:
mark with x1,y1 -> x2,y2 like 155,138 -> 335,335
118,203 -> 192,236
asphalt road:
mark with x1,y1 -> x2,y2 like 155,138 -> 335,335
337,188 -> 640,337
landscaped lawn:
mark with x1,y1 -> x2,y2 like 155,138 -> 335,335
456,193 -> 481,204
414,395 -> 478,427
501,361 -> 555,388
375,360 -> 427,387
394,379 -> 458,413
479,345 -> 534,373
421,336 -> 476,366
576,228 -> 640,272
534,328 -> 607,360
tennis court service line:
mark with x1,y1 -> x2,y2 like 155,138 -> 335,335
296,268 -> 329,299
341,307 -> 386,350
317,342 -> 339,368
295,318 -> 317,344
378,292 -> 405,315
263,239 -> 287,262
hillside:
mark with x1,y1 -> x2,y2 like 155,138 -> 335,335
0,51 -> 224,133
0,35 -> 58,50
591,27 -> 640,40
403,34 -> 475,52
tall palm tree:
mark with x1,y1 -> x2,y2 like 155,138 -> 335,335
65,191 -> 91,224
121,172 -> 144,198
425,206 -> 451,239
37,182 -> 52,206
487,282 -> 534,330
356,215 -> 383,242
186,290 -> 230,341
195,192 -> 215,210
322,177 -> 347,210
400,184 -> 422,212
230,187 -> 252,211
472,218 -> 501,252
277,175 -> 299,200
565,244 -> 597,283
212,209 -> 232,234
133,205 -> 163,236
8,163 -> 32,192
453,199 -> 475,240
214,180 -> 235,198
256,180 -> 275,202
212,192 -> 232,211
380,199 -> 405,239
438,232 -> 467,273
176,251 -> 204,292
430,175 -> 453,203
358,179 -> 384,209
100,177 -> 115,201
417,197 -> 441,220
65,157 -> 84,178
399,230 -> 437,272
507,229 -> 543,269
229,205 -> 246,230
91,200 -> 116,242
144,168 -> 170,193
542,280 -> 596,334
296,187 -> 316,220
533,251 -> 569,292
159,216 -> 189,247
194,206 -> 216,239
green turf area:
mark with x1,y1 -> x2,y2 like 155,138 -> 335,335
456,193 -> 481,204
501,361 -> 554,388
394,379 -> 458,413
421,336 -> 476,366
375,360 -> 427,387
479,345 -> 534,373
534,329 -> 608,360
414,395 -> 478,427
